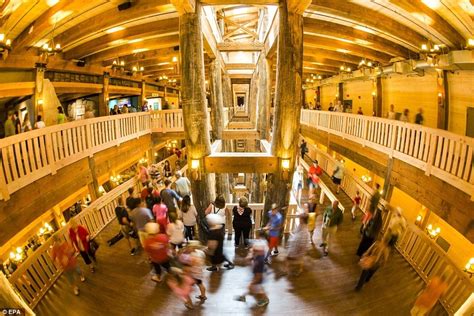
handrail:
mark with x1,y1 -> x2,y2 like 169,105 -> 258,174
0,110 -> 185,201
8,159 -> 189,309
300,110 -> 474,200
301,136 -> 474,315
7,176 -> 140,308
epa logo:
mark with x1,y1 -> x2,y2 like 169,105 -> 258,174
1,309 -> 24,315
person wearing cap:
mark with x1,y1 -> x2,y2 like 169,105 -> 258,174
387,206 -> 407,247
235,230 -> 269,307
205,214 -> 234,271
320,200 -> 343,256
264,203 -> 283,263
174,171 -> 192,198
205,195 -> 228,236
143,222 -> 171,283
232,196 -> 253,248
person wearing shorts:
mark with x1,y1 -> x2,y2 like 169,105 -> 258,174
264,203 -> 283,264
115,197 -> 138,255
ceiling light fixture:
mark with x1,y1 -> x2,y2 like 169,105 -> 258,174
0,33 -> 12,57
106,26 -> 125,34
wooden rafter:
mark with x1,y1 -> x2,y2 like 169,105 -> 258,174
288,0 -> 311,14
85,34 -> 179,63
304,18 -> 414,58
102,48 -> 179,67
64,18 -> 179,60
223,21 -> 257,40
308,0 -> 427,50
217,41 -> 264,51
303,49 -> 361,64
170,0 -> 195,15
225,63 -> 256,70
218,13 -> 258,39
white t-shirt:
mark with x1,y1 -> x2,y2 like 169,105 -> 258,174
182,205 -> 197,226
167,220 -> 185,244
333,163 -> 344,179
210,204 -> 226,225
34,121 -> 45,129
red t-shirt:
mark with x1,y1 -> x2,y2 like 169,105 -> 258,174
141,188 -> 149,201
308,165 -> 322,183
354,196 -> 362,205
144,234 -> 169,263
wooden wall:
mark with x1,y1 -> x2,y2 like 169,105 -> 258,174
382,70 -> 438,127
0,135 -> 151,246
448,70 -> 474,136
305,89 -> 316,107
343,80 -> 373,115
321,84 -> 337,109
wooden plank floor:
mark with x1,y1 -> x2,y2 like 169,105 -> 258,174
34,179 -> 447,316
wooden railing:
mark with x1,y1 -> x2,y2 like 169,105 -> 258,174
7,177 -> 139,308
0,110 -> 187,201
300,110 -> 474,200
302,140 -> 473,315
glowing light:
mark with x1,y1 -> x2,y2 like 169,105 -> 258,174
422,0 -> 441,9
281,159 -> 291,170
132,48 -> 149,54
372,91 -> 376,96
9,252 -> 15,259
172,56 -> 178,62
421,44 -> 428,51
55,43 -> 61,50
0,33 -> 4,41
47,0 -> 60,7
16,247 -> 22,254
191,159 -> 200,169
106,26 -> 125,34
467,39 -> 474,47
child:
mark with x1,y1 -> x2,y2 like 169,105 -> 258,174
351,191 -> 362,220
179,242 -> 207,303
235,231 -> 270,308
282,214 -> 311,276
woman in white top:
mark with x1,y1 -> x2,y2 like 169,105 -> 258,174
22,113 -> 32,132
181,195 -> 197,241
34,115 -> 46,129
205,195 -> 227,235
166,212 -> 185,251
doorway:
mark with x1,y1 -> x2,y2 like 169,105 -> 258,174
467,107 -> 474,137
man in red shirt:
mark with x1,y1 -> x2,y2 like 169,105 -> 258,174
143,223 -> 171,282
307,160 -> 323,195
351,191 -> 362,220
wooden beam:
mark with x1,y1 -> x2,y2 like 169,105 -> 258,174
304,54 -> 358,69
223,21 -> 257,40
204,153 -> 278,173
288,0 -> 311,14
0,82 -> 35,98
304,49 -> 361,65
170,0 -> 196,15
201,0 -> 278,4
85,35 -> 179,64
103,48 -> 179,67
222,129 -> 260,139
64,18 -> 179,60
217,41 -> 264,51
308,0 -> 427,50
304,17 -> 413,58
225,63 -> 256,70
53,0 -> 172,49
52,82 -> 103,95
304,34 -> 392,63
437,70 -> 449,130
228,74 -> 253,79
219,15 -> 258,39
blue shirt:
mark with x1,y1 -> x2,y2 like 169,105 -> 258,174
267,211 -> 283,237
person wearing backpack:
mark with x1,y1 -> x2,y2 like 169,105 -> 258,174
320,200 -> 343,256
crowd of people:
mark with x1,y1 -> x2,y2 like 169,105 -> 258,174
49,154 -> 447,313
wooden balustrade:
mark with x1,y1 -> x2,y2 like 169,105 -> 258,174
300,139 -> 473,315
7,177 -> 139,308
0,110 -> 184,201
301,110 -> 474,200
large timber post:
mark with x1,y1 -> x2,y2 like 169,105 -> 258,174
175,0 -> 215,219
264,0 -> 307,211
256,56 -> 271,140
209,59 -> 230,198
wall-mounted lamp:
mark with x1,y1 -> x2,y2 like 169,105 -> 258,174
281,158 -> 291,181
415,214 -> 423,227
464,258 -> 474,278
37,99 -> 44,105
98,185 -> 105,195
426,224 -> 440,239
190,159 -> 201,180
371,91 -> 376,96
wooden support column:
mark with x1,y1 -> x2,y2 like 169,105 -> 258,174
337,82 -> 344,106
316,86 -> 321,105
257,57 -> 271,140
33,65 -> 45,120
372,77 -> 383,117
98,73 -> 110,116
437,69 -> 449,130
139,80 -> 146,109
248,71 -> 259,126
383,158 -> 394,201
264,0 -> 304,212
178,0 -> 215,221
209,59 -> 230,198
87,157 -> 101,199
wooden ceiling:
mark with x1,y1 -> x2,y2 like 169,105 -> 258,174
0,0 -> 472,80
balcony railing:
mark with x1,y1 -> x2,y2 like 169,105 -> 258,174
301,110 -> 474,200
0,111 -> 185,200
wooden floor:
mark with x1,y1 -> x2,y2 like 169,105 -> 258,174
35,177 -> 447,316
